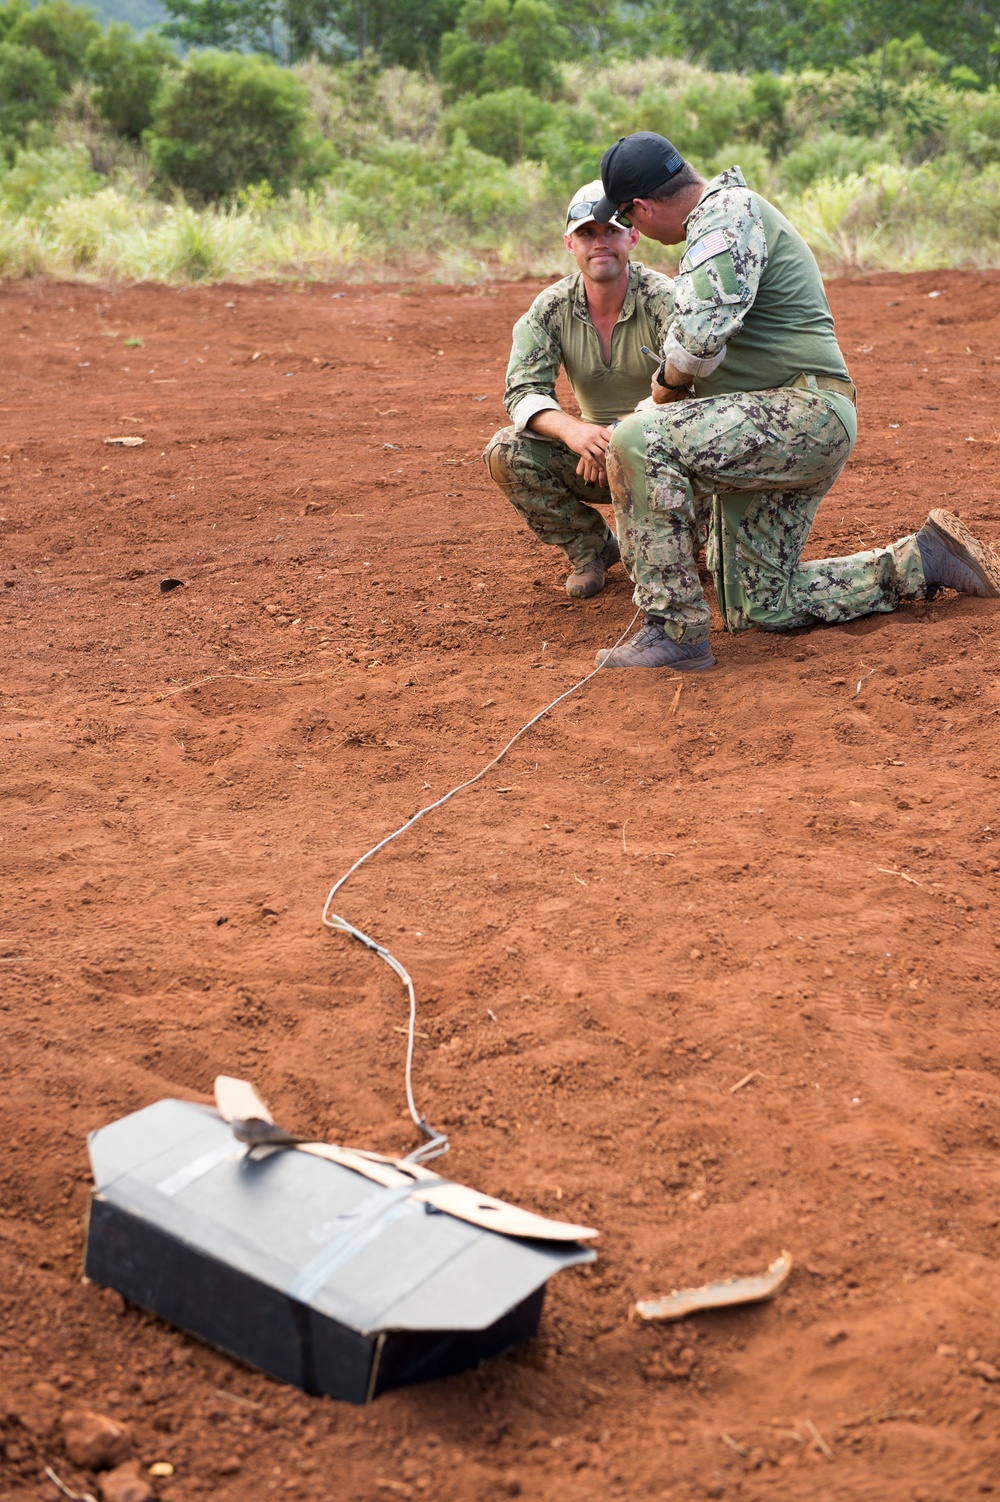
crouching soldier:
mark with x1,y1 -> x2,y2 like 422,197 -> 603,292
484,180 -> 675,599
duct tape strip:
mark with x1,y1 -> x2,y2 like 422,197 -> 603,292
307,1180 -> 443,1246
291,1186 -> 430,1302
157,1140 -> 246,1197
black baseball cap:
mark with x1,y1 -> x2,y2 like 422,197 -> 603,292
592,132 -> 685,223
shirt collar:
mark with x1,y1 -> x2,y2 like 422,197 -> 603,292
683,166 -> 747,230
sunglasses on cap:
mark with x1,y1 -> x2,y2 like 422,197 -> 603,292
565,200 -> 624,227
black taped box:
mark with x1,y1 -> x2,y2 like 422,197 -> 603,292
84,1099 -> 593,1403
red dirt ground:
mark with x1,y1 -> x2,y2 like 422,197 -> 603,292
1,269 -> 1000,1502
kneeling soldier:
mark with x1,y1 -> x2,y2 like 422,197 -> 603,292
587,132 -> 1000,670
485,180 -> 675,599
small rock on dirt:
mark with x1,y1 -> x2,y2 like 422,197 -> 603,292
99,1460 -> 152,1502
62,1409 -> 133,1470
970,1359 -> 1000,1382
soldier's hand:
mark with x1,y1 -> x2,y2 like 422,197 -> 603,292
576,454 -> 608,487
526,413 -> 611,483
570,420 -> 612,464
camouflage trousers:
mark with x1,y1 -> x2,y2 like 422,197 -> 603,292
607,387 -> 927,642
484,426 -> 613,567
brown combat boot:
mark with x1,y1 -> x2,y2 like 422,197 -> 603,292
565,533 -> 621,599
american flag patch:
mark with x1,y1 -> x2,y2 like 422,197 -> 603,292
688,230 -> 729,267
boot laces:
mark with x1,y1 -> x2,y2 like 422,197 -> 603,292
631,620 -> 666,648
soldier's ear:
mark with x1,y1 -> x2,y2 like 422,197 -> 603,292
628,227 -> 640,250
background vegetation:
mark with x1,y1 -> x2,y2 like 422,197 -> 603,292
1,0 -> 1000,282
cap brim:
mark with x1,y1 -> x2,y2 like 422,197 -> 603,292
591,193 -> 619,224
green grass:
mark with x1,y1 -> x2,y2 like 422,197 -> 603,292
4,52 -> 1000,284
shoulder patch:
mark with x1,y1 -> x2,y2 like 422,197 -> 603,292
687,230 -> 729,267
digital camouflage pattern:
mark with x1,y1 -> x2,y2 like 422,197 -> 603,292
606,387 -> 927,641
670,167 -> 853,400
484,427 -> 613,566
503,261 -> 676,430
488,259 -> 674,566
671,167 -> 766,373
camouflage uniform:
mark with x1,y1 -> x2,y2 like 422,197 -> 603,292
607,167 -> 927,639
485,261 -> 675,567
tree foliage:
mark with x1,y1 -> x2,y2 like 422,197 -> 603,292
439,0 -> 569,101
4,0 -> 99,90
145,50 -> 324,199
162,0 -> 461,66
0,42 -> 61,146
646,0 -> 1000,84
86,24 -> 178,139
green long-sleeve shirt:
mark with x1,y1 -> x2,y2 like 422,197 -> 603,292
503,261 -> 676,432
666,167 -> 854,439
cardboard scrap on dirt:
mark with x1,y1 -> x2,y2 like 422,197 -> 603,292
634,1251 -> 793,1322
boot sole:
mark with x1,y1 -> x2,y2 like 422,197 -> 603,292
926,509 -> 1000,597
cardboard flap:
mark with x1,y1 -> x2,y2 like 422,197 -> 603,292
215,1077 -> 597,1243
215,1075 -> 274,1127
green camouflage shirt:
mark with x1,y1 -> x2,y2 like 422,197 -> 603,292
504,261 -> 676,431
667,167 -> 852,422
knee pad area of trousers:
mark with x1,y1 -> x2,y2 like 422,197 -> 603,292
484,430 -> 519,485
607,411 -> 643,453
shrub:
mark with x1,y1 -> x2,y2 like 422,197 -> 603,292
145,50 -> 323,201
86,24 -> 178,140
296,58 -> 441,158
439,0 -> 568,102
534,104 -> 603,196
0,0 -> 28,42
6,0 -> 99,90
0,141 -> 99,213
946,87 -> 1000,166
444,86 -> 557,165
701,142 -> 775,197
0,42 -> 61,147
326,128 -> 543,256
744,71 -> 791,159
777,130 -> 899,193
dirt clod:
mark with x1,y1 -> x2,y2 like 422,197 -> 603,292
62,1410 -> 133,1470
99,1460 -> 153,1502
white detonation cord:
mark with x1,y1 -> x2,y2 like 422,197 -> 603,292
322,612 -> 640,1164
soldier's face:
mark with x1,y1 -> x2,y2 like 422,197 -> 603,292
564,221 -> 639,282
629,196 -> 691,246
